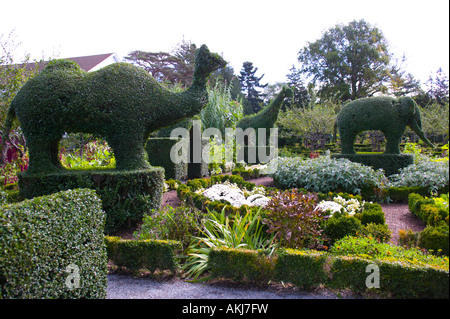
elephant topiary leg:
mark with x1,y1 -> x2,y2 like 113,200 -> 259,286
25,137 -> 62,174
340,130 -> 357,154
384,132 -> 402,154
109,137 -> 150,170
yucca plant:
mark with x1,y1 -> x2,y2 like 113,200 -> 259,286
182,207 -> 276,281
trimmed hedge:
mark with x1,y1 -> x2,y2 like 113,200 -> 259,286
209,247 -> 274,283
408,193 -> 449,227
0,189 -> 107,299
332,154 -> 414,176
18,168 -> 164,233
274,249 -> 329,290
209,247 -> 449,298
105,236 -> 180,273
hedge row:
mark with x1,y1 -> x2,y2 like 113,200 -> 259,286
209,247 -> 449,298
105,236 -> 180,273
0,189 -> 107,299
408,193 -> 449,227
18,168 -> 164,233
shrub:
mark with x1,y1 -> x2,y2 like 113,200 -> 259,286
263,189 -> 328,249
134,205 -> 203,252
418,224 -> 449,256
182,207 -> 276,281
18,168 -> 164,233
324,215 -> 362,245
389,158 -> 449,194
398,229 -> 420,248
274,248 -> 329,290
146,137 -> 188,180
359,203 -> 385,225
0,189 -> 107,298
105,236 -> 180,273
209,247 -> 275,283
269,155 -> 387,196
360,223 -> 392,243
332,154 -> 414,176
408,193 -> 449,227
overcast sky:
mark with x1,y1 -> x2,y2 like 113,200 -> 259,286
2,0 -> 449,86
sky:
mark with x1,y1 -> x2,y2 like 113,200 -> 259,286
1,0 -> 449,86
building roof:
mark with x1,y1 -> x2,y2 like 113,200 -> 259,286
66,53 -> 120,72
15,53 -> 122,73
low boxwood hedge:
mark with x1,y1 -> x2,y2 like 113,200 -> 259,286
0,188 -> 107,299
18,168 -> 164,233
209,246 -> 449,298
105,236 -> 180,273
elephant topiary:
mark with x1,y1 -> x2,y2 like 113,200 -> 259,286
1,45 -> 226,174
334,96 -> 434,154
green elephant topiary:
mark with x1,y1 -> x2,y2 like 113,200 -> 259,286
334,96 -> 434,154
1,45 -> 226,174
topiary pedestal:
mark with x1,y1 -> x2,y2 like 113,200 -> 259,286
331,154 -> 414,176
146,137 -> 188,180
18,168 -> 164,233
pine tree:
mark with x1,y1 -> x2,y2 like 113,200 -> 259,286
238,61 -> 267,114
286,65 -> 310,109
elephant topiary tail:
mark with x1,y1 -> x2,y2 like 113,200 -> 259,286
0,104 -> 17,165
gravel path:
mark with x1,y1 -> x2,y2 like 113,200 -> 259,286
106,274 -> 357,299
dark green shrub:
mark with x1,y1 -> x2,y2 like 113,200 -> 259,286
274,248 -> 329,290
18,168 -> 164,233
209,247 -> 275,283
105,236 -> 180,272
360,204 -> 385,225
0,189 -> 107,298
418,224 -> 449,256
388,186 -> 428,202
324,215 -> 362,245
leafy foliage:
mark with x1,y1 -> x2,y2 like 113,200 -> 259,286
134,205 -> 203,253
298,19 -> 392,101
182,207 -> 276,281
263,189 -> 328,249
269,155 -> 387,195
2,45 -> 226,174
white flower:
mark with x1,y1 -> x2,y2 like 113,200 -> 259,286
202,182 -> 270,207
316,201 -> 343,215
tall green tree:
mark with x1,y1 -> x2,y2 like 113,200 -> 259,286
285,65 -> 310,109
238,61 -> 267,114
298,19 -> 392,102
125,39 -> 197,86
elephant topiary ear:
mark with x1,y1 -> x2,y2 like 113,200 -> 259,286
399,97 -> 416,117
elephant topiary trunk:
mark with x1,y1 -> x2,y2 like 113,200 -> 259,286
1,45 -> 226,174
